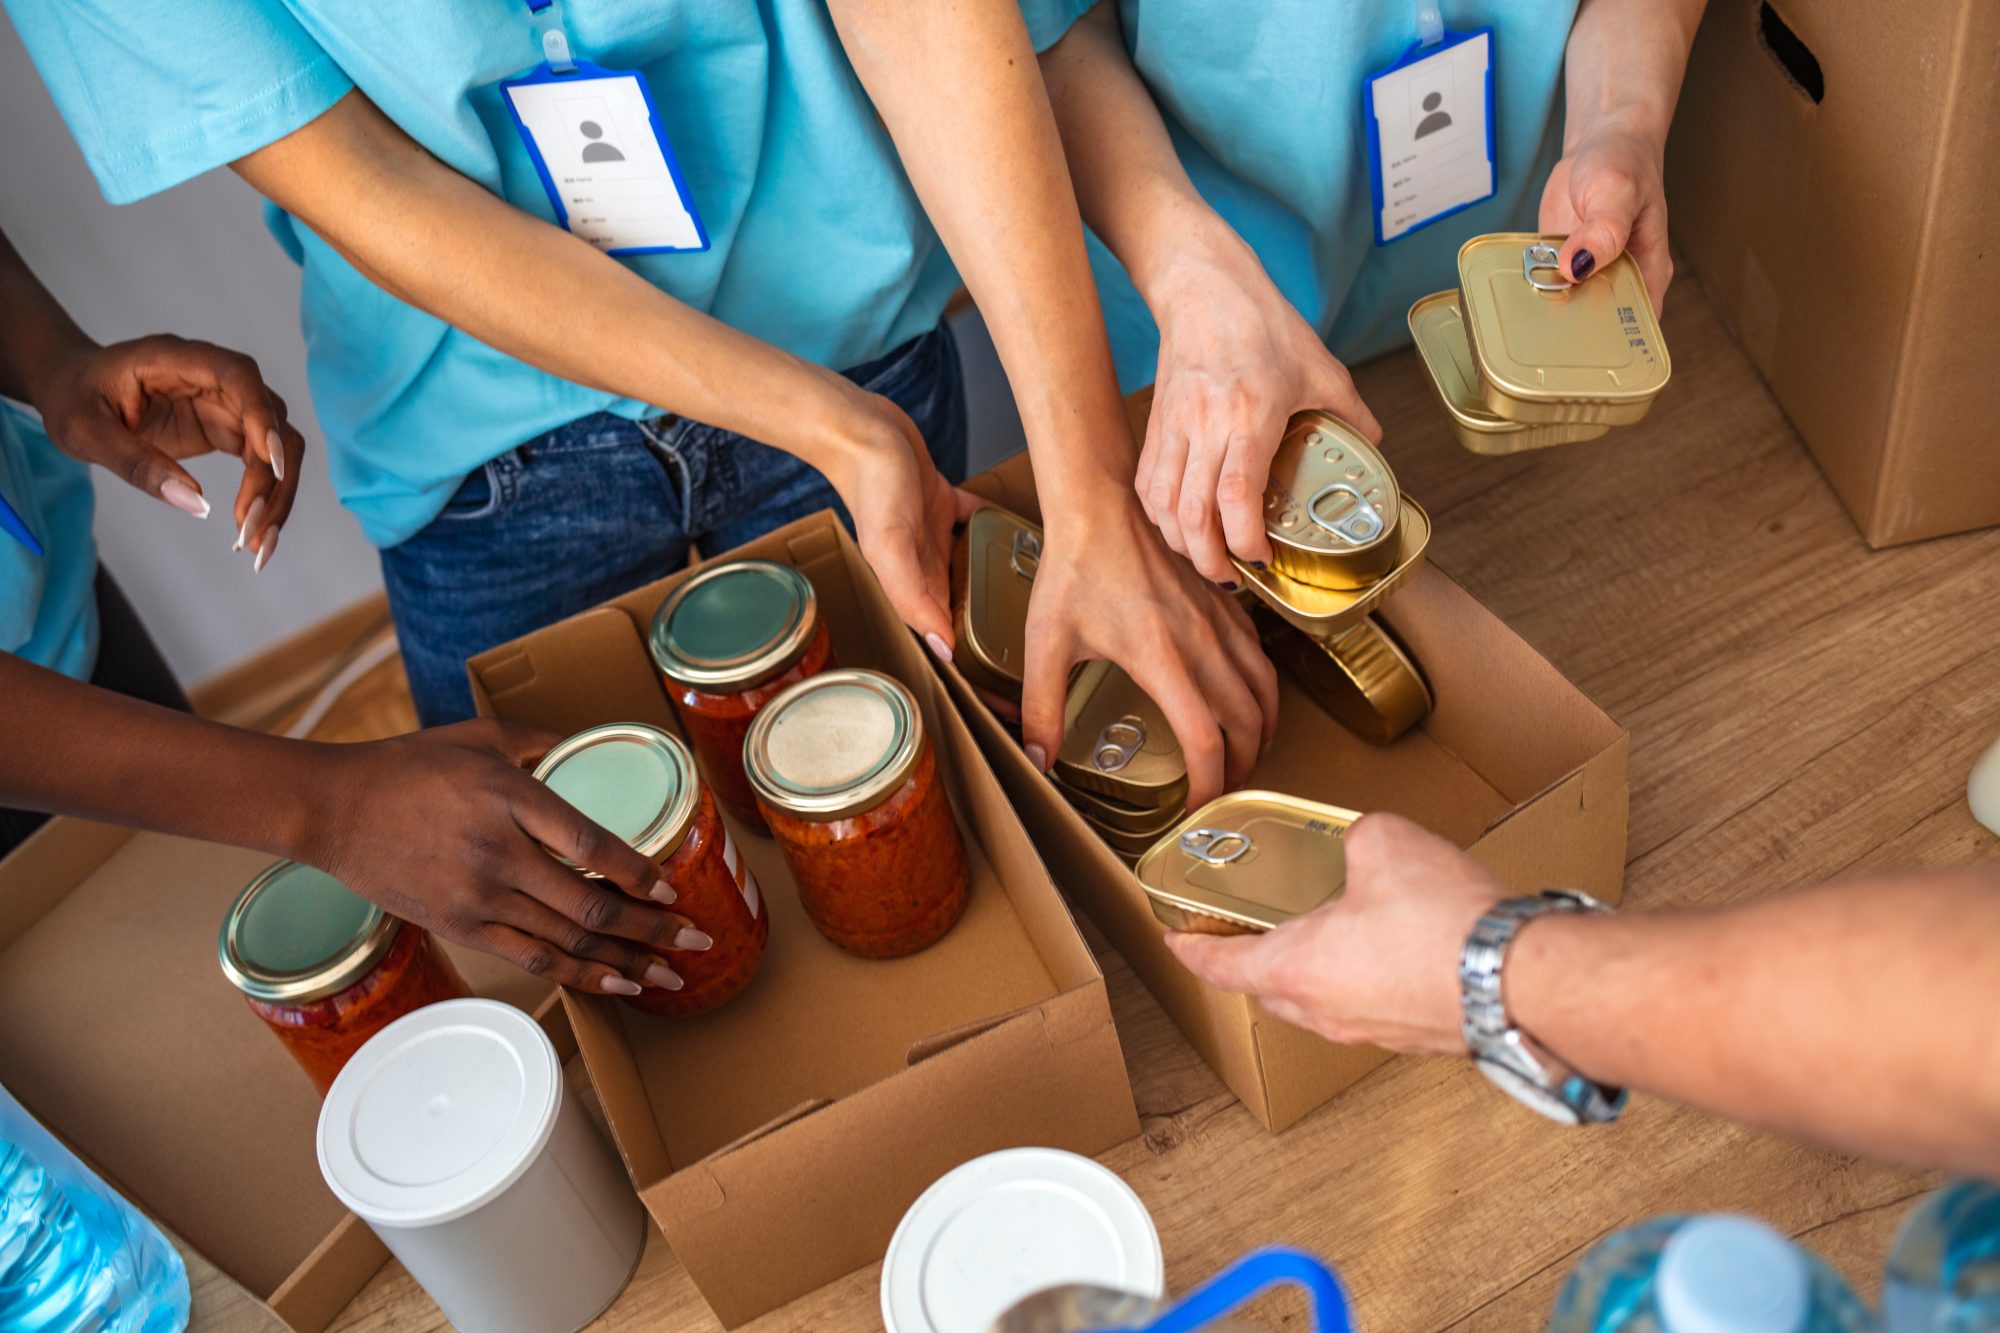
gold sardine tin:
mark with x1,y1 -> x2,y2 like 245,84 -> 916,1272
955,506 -> 1041,700
1261,411 -> 1402,590
1133,792 -> 1358,935
1457,233 -> 1670,426
1252,605 -> 1432,745
1055,660 -> 1189,811
1235,496 -> 1431,638
1407,291 -> 1612,454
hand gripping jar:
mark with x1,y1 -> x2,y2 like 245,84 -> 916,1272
744,669 -> 969,958
533,723 -> 768,1016
649,560 -> 836,830
218,861 -> 473,1095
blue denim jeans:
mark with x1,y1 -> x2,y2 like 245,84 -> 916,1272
381,323 -> 967,725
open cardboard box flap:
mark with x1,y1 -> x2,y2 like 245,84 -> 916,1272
956,446 -> 1629,1131
468,510 -> 1138,1327
0,816 -> 569,1331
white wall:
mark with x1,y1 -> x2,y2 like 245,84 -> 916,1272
0,8 -> 1024,687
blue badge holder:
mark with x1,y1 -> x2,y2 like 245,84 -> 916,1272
1363,26 -> 1497,246
1110,1248 -> 1353,1333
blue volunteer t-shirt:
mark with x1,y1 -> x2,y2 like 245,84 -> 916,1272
0,402 -> 99,680
4,1 -> 1037,548
1022,0 -> 1580,391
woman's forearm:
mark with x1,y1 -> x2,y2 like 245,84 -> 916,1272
1562,0 -> 1707,148
830,0 -> 1136,503
0,232 -> 96,407
231,92 -> 879,478
1508,872 -> 2000,1176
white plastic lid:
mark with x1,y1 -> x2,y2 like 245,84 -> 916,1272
316,998 -> 561,1228
881,1148 -> 1165,1333
1657,1216 -> 1810,1333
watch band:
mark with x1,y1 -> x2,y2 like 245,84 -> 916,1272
1460,890 -> 1627,1126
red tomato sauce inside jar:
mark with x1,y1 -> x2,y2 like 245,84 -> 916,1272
747,669 -> 969,957
650,560 -> 836,830
219,861 -> 473,1095
535,723 -> 768,1015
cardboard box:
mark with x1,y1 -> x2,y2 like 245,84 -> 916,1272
951,451 -> 1631,1132
0,819 -> 567,1331
1666,0 -> 2000,547
466,511 -> 1138,1328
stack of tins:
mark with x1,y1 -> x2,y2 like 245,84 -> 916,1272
1408,233 -> 1672,455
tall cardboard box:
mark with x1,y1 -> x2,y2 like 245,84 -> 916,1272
1666,0 -> 2000,546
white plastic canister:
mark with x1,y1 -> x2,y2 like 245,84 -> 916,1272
316,998 -> 645,1333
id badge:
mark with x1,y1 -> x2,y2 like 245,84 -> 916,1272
1364,28 -> 1496,245
501,61 -> 709,256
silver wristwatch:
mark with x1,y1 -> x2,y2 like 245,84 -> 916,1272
1459,890 -> 1627,1125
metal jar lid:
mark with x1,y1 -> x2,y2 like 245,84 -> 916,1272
1407,291 -> 1612,455
219,861 -> 400,1005
745,669 -> 925,821
1261,411 -> 1402,591
1456,233 -> 1671,426
956,506 -> 1041,697
532,723 -> 701,864
649,559 -> 820,692
1133,792 -> 1359,935
1054,661 -> 1188,811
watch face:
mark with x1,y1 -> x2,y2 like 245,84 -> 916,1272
1475,1058 -> 1583,1126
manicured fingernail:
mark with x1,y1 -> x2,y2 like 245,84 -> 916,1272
643,962 -> 684,991
1220,581 -> 1239,592
674,927 -> 714,952
1572,249 -> 1596,281
650,879 -> 678,905
924,632 -> 952,664
253,528 -> 278,574
161,480 -> 209,520
600,976 -> 643,996
1249,561 -> 1268,571
235,497 -> 265,553
1025,742 -> 1048,772
266,429 -> 285,482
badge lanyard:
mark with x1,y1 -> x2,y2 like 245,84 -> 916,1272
0,491 -> 41,556
499,0 -> 710,256
1362,2 -> 1497,245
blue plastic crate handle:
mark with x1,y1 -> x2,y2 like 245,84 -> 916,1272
1124,1247 -> 1353,1333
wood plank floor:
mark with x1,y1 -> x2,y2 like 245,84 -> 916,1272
194,278 -> 1997,1331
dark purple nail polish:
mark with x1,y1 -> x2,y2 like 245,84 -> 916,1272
1572,249 -> 1596,281
1248,561 -> 1268,571
1220,581 -> 1239,592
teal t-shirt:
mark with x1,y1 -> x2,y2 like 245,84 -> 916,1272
1026,0 -> 1579,391
5,1 -> 1061,548
0,402 -> 99,680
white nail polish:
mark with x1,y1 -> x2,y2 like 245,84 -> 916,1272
254,529 -> 278,574
644,962 -> 684,992
160,480 -> 210,520
266,428 -> 285,482
235,497 -> 265,553
924,631 -> 953,664
600,976 -> 643,996
650,879 -> 678,905
675,927 -> 714,952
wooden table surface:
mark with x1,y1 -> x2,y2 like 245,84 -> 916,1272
188,279 -> 1997,1332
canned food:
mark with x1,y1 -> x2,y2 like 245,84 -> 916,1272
954,506 -> 1041,700
1059,779 -> 1187,837
1261,411 -> 1402,590
1055,660 -> 1190,811
1252,604 -> 1433,745
1132,792 -> 1359,935
219,862 -> 472,1094
1456,233 -> 1671,426
1407,291 -> 1612,454
746,669 -> 970,958
535,724 -> 768,1016
1235,495 -> 1431,639
650,559 -> 836,829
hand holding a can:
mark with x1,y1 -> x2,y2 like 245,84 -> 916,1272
1133,233 -> 1383,585
301,720 -> 713,997
1163,812 -> 1500,1055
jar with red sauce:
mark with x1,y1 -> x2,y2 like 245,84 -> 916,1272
218,861 -> 472,1095
745,669 -> 969,958
649,559 -> 836,830
533,723 -> 768,1016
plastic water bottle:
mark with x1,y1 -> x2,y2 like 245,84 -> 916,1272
0,1082 -> 190,1332
1549,1214 -> 1876,1332
1883,1180 -> 2000,1330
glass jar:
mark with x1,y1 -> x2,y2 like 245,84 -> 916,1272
218,861 -> 473,1095
746,669 -> 969,958
534,723 -> 768,1016
650,559 -> 836,830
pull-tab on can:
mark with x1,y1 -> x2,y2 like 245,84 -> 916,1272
1261,411 -> 1403,591
1133,792 -> 1359,935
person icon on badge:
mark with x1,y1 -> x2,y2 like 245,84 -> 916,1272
1414,91 -> 1452,139
578,120 -> 625,163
